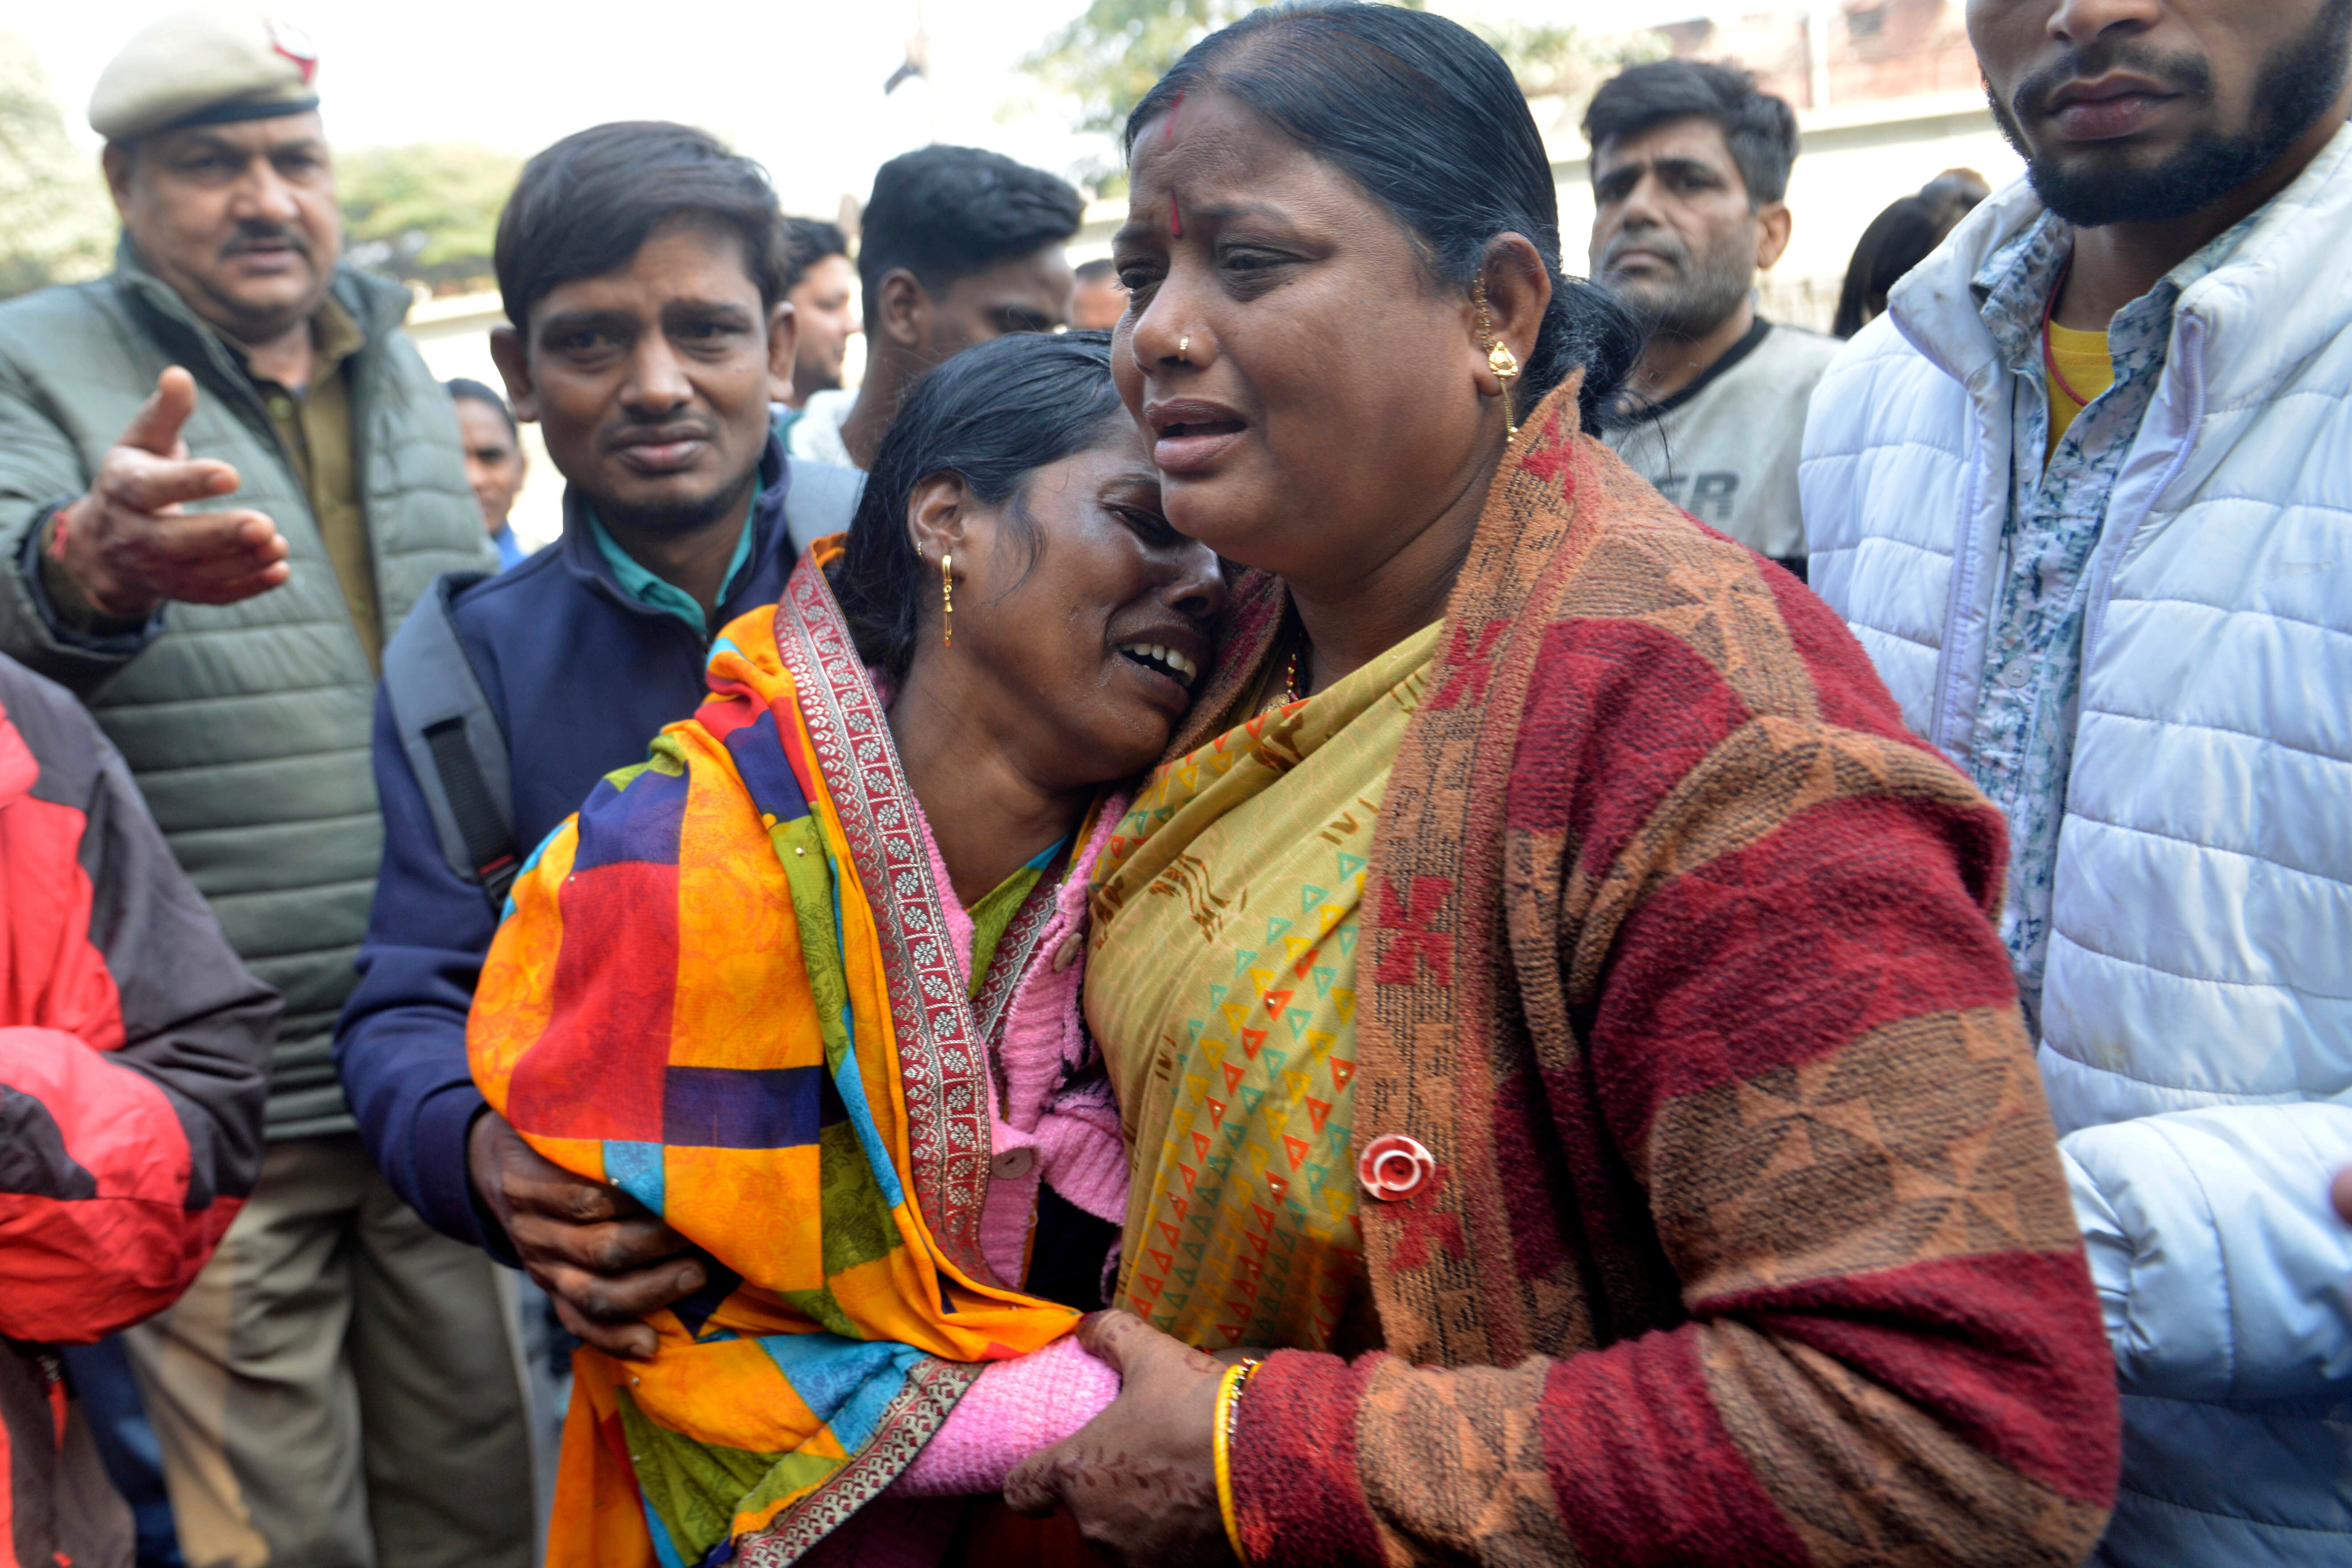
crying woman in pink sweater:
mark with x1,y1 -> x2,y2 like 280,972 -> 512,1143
468,329 -> 1223,1568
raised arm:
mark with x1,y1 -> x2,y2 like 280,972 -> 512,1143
0,366 -> 289,691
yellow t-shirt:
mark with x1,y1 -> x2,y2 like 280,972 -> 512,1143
2045,320 -> 2115,458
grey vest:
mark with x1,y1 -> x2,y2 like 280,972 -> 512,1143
0,247 -> 492,1136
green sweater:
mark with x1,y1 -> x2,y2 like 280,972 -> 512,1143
0,244 -> 492,1136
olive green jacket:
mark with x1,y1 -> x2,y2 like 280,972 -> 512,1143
0,244 -> 492,1136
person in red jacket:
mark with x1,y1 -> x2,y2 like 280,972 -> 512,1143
0,651 -> 277,1568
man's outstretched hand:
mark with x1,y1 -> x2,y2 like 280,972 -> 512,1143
1002,1311 -> 1238,1568
51,367 -> 291,618
466,1110 -> 703,1360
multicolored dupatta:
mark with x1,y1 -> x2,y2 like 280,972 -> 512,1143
469,548 -> 1083,1567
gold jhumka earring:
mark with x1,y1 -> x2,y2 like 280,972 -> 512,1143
941,553 -> 953,647
1473,279 -> 1520,440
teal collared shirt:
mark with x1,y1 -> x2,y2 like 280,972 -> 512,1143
587,481 -> 761,633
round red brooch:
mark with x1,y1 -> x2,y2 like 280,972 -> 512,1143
1356,1133 -> 1435,1202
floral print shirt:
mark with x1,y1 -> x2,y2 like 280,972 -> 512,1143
1966,210 -> 2256,1035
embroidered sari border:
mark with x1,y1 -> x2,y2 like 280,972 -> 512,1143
736,1358 -> 984,1566
773,562 -> 999,1286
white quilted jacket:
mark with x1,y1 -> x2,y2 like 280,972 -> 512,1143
1802,126 -> 2352,1566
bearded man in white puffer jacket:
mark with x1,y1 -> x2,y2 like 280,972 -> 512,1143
1800,0 -> 2352,1560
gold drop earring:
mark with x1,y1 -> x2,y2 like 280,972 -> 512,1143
1473,279 -> 1520,440
941,553 -> 953,647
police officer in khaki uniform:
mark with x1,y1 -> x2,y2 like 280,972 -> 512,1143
0,13 -> 535,1566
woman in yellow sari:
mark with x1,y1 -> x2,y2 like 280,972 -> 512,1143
1000,6 -> 2120,1567
468,331 -> 1223,1565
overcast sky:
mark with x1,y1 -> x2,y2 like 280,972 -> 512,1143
22,1 -> 1709,216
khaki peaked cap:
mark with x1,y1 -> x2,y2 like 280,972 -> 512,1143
89,8 -> 321,144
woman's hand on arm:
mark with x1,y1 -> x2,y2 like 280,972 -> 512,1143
466,1109 -> 704,1360
887,1333 -> 1124,1497
1002,1311 -> 1238,1568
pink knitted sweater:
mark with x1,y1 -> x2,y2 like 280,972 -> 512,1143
879,791 -> 1126,1501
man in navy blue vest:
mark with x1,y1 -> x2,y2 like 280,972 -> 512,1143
336,123 -> 861,1363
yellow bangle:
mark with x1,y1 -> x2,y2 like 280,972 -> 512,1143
1212,1357 -> 1262,1565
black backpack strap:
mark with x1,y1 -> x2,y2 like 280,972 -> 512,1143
782,460 -> 867,556
380,573 -> 522,905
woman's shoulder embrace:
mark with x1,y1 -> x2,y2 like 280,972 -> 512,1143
1469,429 -> 1996,927
1513,431 -> 1939,753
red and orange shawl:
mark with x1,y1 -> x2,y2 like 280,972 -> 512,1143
1128,380 -> 2122,1566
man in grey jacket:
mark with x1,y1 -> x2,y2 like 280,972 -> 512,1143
0,13 -> 531,1567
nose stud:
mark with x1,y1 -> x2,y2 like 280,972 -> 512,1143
1177,334 -> 1191,362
